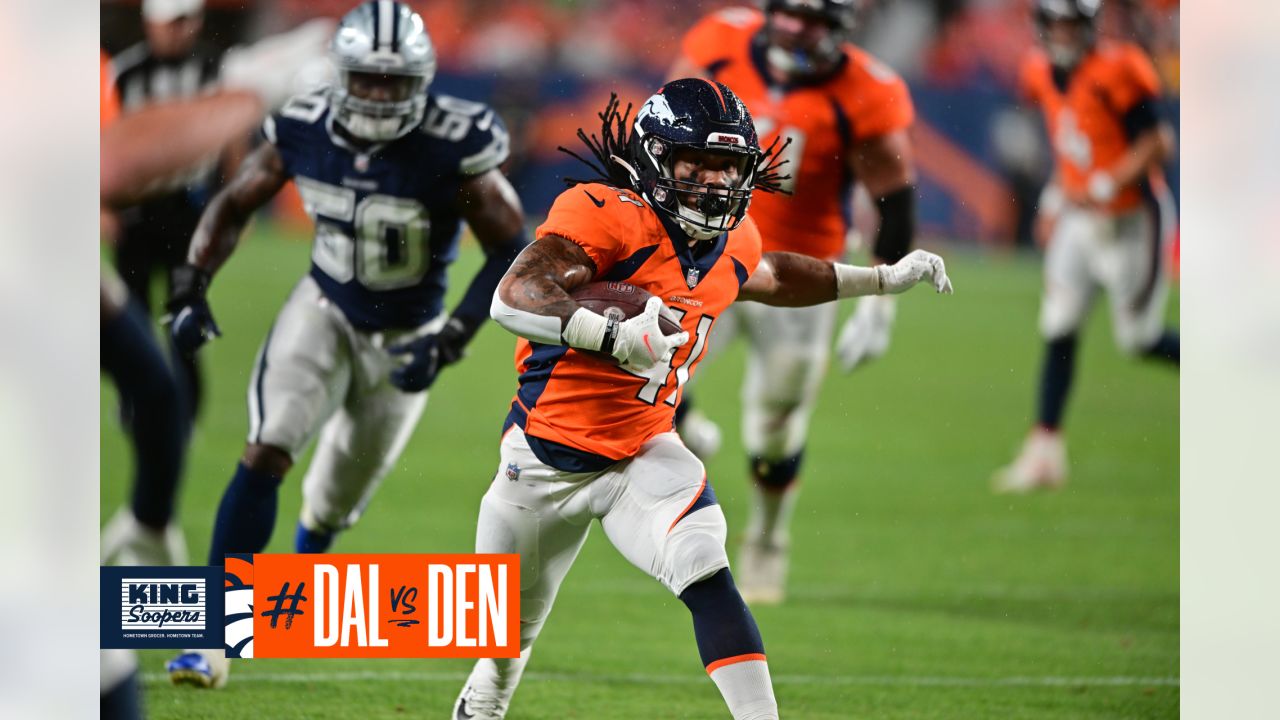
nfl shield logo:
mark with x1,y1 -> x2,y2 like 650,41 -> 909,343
505,463 -> 520,481
685,267 -> 701,289
354,154 -> 370,172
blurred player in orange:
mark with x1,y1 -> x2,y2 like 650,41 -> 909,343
993,0 -> 1178,493
667,0 -> 919,604
454,79 -> 951,720
99,24 -> 331,716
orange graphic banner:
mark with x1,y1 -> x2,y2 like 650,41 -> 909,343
225,554 -> 520,659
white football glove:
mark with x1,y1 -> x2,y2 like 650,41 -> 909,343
612,297 -> 690,371
877,249 -> 954,295
221,19 -> 336,110
835,294 -> 897,373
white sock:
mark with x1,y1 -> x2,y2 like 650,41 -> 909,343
747,484 -> 800,548
708,658 -> 778,720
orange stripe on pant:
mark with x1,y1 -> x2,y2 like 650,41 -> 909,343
706,652 -> 768,674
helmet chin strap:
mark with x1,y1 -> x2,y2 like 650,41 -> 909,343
1047,42 -> 1083,69
676,205 -> 727,242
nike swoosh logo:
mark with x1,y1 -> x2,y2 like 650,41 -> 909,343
583,190 -> 606,208
642,333 -> 655,359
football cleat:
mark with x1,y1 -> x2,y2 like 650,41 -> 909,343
736,539 -> 789,606
101,508 -> 188,567
992,428 -> 1068,493
453,683 -> 504,720
166,649 -> 230,689
678,408 -> 723,460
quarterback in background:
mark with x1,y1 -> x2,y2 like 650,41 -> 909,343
994,0 -> 1178,492
165,1 -> 525,687
455,79 -> 950,720
668,0 -> 919,603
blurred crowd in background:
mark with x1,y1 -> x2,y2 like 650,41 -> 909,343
101,0 -> 1180,247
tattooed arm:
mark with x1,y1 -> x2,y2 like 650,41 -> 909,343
490,235 -> 597,343
489,234 -> 687,369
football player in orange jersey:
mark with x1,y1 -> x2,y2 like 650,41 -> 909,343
666,0 -> 919,604
452,79 -> 951,720
993,0 -> 1178,493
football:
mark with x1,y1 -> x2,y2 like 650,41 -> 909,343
570,281 -> 683,360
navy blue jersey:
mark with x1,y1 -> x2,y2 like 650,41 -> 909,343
262,88 -> 510,330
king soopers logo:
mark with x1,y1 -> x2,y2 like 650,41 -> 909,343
122,578 -> 206,629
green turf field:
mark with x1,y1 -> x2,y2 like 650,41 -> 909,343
101,226 -> 1178,719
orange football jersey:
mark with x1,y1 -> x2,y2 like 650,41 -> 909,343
506,182 -> 762,462
678,7 -> 914,261
1020,41 -> 1164,213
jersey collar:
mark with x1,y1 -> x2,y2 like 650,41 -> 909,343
656,212 -> 729,291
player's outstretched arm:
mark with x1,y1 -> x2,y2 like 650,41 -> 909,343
740,249 -> 953,306
490,235 -> 688,370
100,91 -> 266,209
167,142 -> 289,355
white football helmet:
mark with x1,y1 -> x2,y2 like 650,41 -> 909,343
330,0 -> 436,142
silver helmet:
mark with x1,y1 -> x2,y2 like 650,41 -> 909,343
330,0 -> 436,142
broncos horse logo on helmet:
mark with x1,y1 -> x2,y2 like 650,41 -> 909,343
330,0 -> 436,142
558,79 -> 792,242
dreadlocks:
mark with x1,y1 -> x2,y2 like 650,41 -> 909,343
557,94 -> 637,189
755,135 -> 794,196
558,93 -> 794,195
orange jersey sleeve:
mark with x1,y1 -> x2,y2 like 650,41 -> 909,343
1108,44 -> 1162,113
838,47 -> 915,140
535,183 -> 645,277
1018,51 -> 1050,107
679,7 -> 764,71
100,50 -> 120,129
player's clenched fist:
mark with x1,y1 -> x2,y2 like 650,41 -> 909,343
166,264 -> 221,356
876,249 -> 954,295
607,297 -> 690,371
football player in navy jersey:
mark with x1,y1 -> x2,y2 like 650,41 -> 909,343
164,1 -> 526,688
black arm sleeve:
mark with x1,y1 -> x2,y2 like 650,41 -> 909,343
873,185 -> 916,264
1122,98 -> 1161,141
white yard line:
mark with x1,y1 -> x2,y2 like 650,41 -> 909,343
142,670 -> 1178,688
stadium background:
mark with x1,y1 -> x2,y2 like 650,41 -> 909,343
100,1 -> 1180,717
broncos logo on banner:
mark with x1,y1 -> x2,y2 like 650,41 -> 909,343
224,554 -> 255,658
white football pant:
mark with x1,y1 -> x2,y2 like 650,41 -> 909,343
1040,191 -> 1176,353
703,301 -> 838,459
247,275 -> 441,531
478,426 -> 729,654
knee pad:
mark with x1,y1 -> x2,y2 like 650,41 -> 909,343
663,505 -> 730,596
750,453 -> 803,491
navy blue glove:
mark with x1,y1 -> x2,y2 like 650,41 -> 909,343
166,265 -> 221,356
387,317 -> 476,392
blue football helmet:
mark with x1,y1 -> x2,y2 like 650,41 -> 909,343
628,78 -> 762,241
